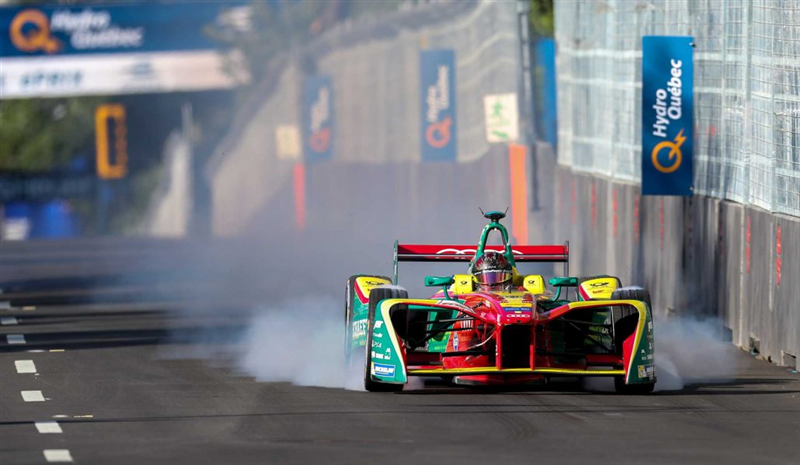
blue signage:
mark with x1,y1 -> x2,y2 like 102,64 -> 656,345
0,3 -> 247,57
642,36 -> 694,196
303,75 -> 333,162
420,49 -> 457,161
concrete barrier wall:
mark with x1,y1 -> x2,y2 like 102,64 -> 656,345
143,132 -> 192,237
206,62 -> 301,236
543,164 -> 798,368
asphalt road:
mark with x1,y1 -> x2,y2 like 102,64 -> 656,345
1,239 -> 799,465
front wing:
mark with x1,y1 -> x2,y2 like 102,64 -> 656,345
365,298 -> 655,387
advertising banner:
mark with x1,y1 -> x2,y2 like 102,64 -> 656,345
641,36 -> 694,196
0,3 -> 249,98
302,75 -> 333,163
484,93 -> 519,143
419,49 -> 457,161
0,3 -> 248,57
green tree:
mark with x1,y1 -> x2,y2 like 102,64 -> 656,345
0,97 -> 105,172
529,0 -> 554,37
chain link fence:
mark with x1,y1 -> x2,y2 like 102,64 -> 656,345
555,0 -> 800,217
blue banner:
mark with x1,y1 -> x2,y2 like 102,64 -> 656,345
0,3 -> 247,57
535,38 -> 557,147
642,36 -> 694,196
303,75 -> 334,162
420,49 -> 457,161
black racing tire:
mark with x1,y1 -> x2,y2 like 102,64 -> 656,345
345,275 -> 390,368
611,287 -> 652,338
614,376 -> 655,394
610,287 -> 652,311
364,287 -> 407,392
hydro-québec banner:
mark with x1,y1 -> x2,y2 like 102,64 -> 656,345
302,75 -> 334,163
420,49 -> 457,161
0,3 -> 247,57
0,3 -> 249,97
641,36 -> 694,196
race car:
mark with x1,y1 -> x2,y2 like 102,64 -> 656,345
345,211 -> 655,393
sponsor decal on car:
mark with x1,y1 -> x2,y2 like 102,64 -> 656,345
372,363 -> 395,378
637,364 -> 655,379
352,320 -> 366,339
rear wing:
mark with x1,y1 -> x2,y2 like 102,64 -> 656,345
392,241 -> 569,283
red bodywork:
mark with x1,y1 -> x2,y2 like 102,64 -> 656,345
399,290 -> 638,385
391,242 -> 639,385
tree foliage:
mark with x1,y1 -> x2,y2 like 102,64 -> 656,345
529,0 -> 554,37
0,97 -> 105,172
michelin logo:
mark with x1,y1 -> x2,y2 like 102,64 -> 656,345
371,363 -> 395,378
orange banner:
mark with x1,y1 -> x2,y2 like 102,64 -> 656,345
508,144 -> 528,245
293,163 -> 306,231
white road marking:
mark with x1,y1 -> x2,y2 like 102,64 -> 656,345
36,421 -> 63,434
15,360 -> 37,373
52,415 -> 69,419
7,334 -> 26,344
1,316 -> 19,325
21,390 -> 45,402
44,449 -> 73,462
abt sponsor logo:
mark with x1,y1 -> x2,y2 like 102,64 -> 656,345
371,363 -> 395,378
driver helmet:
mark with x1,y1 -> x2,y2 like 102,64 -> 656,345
472,251 -> 513,287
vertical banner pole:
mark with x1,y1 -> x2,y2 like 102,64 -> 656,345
509,143 -> 529,245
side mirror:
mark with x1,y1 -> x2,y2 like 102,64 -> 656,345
425,275 -> 455,287
523,275 -> 545,294
549,276 -> 578,287
452,274 -> 473,294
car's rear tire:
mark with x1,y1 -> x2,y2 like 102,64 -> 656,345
345,275 -> 390,368
611,287 -> 652,341
364,287 -> 407,392
610,287 -> 652,311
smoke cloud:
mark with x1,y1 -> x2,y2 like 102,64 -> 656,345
653,316 -> 736,391
235,295 -> 355,388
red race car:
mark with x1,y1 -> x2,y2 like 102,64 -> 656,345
345,211 -> 655,393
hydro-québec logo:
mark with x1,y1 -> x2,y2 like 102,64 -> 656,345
650,58 -> 685,174
424,64 -> 452,149
9,8 -> 144,54
308,86 -> 331,153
